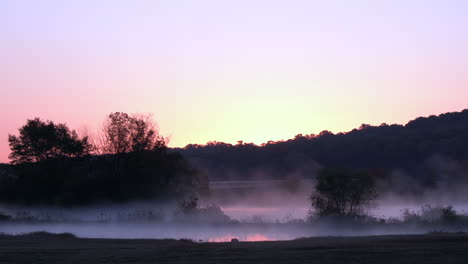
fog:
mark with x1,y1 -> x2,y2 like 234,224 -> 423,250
0,221 -> 436,242
2,155 -> 468,241
208,179 -> 314,222
2,176 -> 468,242
207,173 -> 468,221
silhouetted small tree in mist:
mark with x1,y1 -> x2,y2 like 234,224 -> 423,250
180,196 -> 199,215
310,168 -> 377,217
100,112 -> 166,154
8,118 -> 91,164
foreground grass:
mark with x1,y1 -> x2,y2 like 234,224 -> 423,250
1,232 -> 468,263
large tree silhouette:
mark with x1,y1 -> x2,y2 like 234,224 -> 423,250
8,118 -> 91,164
100,112 -> 166,154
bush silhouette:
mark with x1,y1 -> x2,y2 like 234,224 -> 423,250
310,168 -> 377,217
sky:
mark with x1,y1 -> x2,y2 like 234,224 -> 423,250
1,0 -> 468,163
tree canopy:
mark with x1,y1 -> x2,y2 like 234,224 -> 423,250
8,118 -> 91,164
1,114 -> 199,205
100,112 -> 166,154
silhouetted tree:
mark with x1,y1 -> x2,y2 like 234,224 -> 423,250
100,112 -> 166,154
180,196 -> 199,215
310,168 -> 377,217
8,118 -> 91,164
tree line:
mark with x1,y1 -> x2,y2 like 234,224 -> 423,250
176,109 -> 468,197
7,112 -> 167,164
2,109 -> 468,213
0,113 -> 200,205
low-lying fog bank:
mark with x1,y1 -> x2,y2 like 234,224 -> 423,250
2,176 -> 468,242
0,222 -> 433,242
1,202 -> 468,242
207,179 -> 468,221
220,204 -> 468,223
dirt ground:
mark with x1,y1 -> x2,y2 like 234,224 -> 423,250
1,233 -> 468,264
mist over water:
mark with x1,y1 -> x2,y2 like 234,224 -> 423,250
2,178 -> 468,242
208,179 -> 313,223
3,157 -> 468,242
209,178 -> 468,221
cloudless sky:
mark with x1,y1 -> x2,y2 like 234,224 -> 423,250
1,0 -> 468,163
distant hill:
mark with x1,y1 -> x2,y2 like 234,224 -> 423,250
175,109 -> 468,184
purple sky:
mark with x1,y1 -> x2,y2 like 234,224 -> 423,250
1,0 -> 468,163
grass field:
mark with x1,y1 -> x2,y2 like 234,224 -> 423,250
1,233 -> 468,263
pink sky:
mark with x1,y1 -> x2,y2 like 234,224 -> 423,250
1,0 -> 468,163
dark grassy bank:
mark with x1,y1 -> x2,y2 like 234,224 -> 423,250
1,232 -> 468,264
